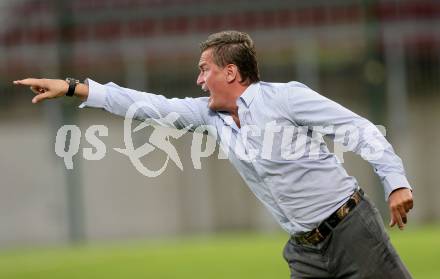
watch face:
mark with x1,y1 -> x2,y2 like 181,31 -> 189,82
66,78 -> 78,96
66,78 -> 79,84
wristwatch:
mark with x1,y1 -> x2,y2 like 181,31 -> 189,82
65,77 -> 79,97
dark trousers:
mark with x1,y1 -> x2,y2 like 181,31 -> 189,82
283,194 -> 412,278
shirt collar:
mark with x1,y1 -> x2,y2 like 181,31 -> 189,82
239,82 -> 260,107
217,111 -> 240,132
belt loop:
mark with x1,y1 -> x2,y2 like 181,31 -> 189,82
322,220 -> 334,231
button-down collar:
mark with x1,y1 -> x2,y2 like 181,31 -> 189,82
239,82 -> 260,108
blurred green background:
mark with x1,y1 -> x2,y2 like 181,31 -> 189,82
1,225 -> 439,279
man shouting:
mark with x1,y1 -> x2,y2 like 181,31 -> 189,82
14,30 -> 413,278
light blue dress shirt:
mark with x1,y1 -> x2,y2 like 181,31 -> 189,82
80,79 -> 411,234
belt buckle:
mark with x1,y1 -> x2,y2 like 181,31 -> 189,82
295,233 -> 311,245
309,229 -> 324,245
302,228 -> 323,245
294,190 -> 363,246
297,235 -> 311,245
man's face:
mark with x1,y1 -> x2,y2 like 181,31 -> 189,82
196,49 -> 229,111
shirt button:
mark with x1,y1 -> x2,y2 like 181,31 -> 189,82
225,116 -> 234,126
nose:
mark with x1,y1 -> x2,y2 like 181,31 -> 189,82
196,72 -> 204,86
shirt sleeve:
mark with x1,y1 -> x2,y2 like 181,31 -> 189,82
283,82 -> 412,200
79,78 -> 211,131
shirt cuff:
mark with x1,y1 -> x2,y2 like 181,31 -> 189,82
78,78 -> 107,109
382,173 -> 412,200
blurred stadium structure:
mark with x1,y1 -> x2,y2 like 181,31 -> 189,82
0,0 -> 439,247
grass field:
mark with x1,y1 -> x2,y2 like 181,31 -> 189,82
0,225 -> 439,279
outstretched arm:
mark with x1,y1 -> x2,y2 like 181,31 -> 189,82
13,78 -> 212,131
13,78 -> 89,103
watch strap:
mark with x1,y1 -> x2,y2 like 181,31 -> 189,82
65,78 -> 79,97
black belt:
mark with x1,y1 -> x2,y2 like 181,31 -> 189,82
292,188 -> 364,246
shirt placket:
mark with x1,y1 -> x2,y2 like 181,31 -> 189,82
238,105 -> 292,223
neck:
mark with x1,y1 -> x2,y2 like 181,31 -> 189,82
224,82 -> 250,116
225,82 -> 251,129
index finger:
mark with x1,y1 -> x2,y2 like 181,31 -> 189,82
13,78 -> 47,87
393,209 -> 405,230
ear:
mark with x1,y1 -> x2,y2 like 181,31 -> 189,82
224,64 -> 238,83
